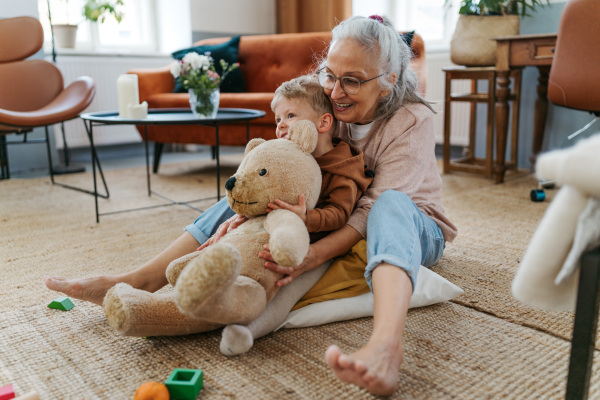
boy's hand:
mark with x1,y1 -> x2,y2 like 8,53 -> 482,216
266,194 -> 307,224
259,243 -> 318,286
197,214 -> 247,250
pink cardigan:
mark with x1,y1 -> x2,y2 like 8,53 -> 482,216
334,102 -> 458,242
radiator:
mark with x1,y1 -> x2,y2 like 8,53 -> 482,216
51,54 -> 172,148
426,51 -> 470,146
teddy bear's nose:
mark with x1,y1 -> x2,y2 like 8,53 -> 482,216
225,176 -> 236,191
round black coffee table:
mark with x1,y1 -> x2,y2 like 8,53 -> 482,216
80,108 -> 266,222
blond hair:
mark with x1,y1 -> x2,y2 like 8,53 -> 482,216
271,75 -> 333,116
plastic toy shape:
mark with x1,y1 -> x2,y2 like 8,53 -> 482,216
0,384 -> 14,400
47,296 -> 75,311
165,369 -> 203,400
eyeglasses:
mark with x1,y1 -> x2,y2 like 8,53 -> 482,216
317,69 -> 387,95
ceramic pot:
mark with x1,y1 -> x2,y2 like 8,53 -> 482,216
52,24 -> 78,49
450,15 -> 520,66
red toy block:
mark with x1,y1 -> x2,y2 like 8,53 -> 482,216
0,384 -> 15,400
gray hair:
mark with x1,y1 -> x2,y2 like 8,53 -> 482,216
328,15 -> 433,120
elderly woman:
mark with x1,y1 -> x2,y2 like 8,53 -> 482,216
45,15 -> 456,396
260,15 -> 457,395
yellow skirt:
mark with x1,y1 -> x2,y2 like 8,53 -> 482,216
292,239 -> 370,311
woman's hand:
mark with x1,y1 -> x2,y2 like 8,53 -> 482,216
197,214 -> 248,251
259,243 -> 319,287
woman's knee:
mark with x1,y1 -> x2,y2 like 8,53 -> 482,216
368,190 -> 415,229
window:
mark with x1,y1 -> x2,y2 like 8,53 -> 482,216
353,0 -> 459,49
37,0 -> 157,53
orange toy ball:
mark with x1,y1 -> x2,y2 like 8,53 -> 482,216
133,381 -> 170,400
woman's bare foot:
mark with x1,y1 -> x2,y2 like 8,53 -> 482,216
44,276 -> 120,306
325,340 -> 403,396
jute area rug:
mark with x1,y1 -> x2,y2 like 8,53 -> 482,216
1,158 -> 599,399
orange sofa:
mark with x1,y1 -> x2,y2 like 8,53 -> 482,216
128,31 -> 427,170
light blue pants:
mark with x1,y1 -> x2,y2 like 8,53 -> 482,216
365,190 -> 445,291
185,197 -> 235,244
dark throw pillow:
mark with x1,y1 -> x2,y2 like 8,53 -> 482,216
171,35 -> 245,93
401,31 -> 415,47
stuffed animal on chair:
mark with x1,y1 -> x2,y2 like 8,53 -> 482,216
103,120 -> 322,336
513,134 -> 600,311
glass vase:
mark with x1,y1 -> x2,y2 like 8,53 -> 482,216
188,88 -> 220,119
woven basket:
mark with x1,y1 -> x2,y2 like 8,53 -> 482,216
450,15 -> 520,66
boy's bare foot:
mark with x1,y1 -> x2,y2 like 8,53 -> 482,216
325,341 -> 403,396
44,276 -> 120,306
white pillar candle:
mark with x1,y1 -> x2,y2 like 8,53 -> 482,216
127,101 -> 148,119
117,74 -> 139,118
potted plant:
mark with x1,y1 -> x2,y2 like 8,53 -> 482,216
449,0 -> 549,66
50,0 -> 124,49
82,0 -> 124,23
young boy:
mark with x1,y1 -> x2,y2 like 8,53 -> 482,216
268,74 -> 372,238
200,74 -> 372,248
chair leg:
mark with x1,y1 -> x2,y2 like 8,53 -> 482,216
566,247 -> 600,400
153,142 -> 164,173
0,135 -> 8,179
44,126 -> 55,184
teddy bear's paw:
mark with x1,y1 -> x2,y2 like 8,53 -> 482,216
103,283 -> 134,335
175,243 -> 242,316
220,324 -> 254,356
166,251 -> 202,286
269,241 -> 305,267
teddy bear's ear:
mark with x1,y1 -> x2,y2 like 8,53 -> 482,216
245,138 -> 266,155
287,120 -> 318,154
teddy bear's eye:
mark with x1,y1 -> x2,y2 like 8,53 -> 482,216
259,169 -> 268,176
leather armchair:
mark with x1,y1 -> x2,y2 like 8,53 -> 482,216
0,16 -> 95,180
543,1 -> 600,398
547,0 -> 600,115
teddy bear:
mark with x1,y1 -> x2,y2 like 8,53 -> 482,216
512,133 -> 600,312
102,120 -> 323,337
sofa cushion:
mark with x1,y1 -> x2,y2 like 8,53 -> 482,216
171,36 -> 245,94
401,30 -> 414,47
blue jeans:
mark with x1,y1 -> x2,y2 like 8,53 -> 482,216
365,190 -> 445,292
185,197 -> 236,244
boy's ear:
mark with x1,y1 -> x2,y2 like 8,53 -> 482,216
317,113 -> 334,133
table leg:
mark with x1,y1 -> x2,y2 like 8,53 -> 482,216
89,122 -> 99,222
495,70 -> 511,184
144,125 -> 151,197
216,124 -> 220,200
530,65 -> 551,169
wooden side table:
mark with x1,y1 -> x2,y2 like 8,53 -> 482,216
493,33 -> 557,183
443,66 -> 521,179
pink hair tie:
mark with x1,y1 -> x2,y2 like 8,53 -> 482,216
369,15 -> 384,24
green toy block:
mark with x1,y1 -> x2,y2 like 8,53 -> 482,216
165,368 -> 203,400
48,296 -> 75,311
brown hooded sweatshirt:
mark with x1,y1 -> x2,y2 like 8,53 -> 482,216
308,138 -> 373,235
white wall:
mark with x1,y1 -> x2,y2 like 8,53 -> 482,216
189,0 -> 275,35
0,0 -> 38,17
156,0 -> 193,53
